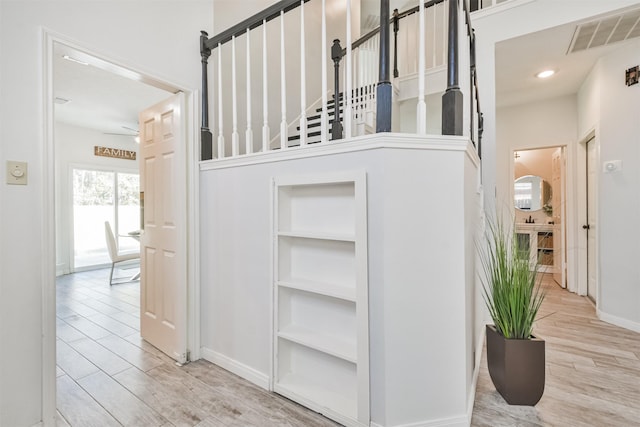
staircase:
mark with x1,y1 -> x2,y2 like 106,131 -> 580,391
287,84 -> 376,146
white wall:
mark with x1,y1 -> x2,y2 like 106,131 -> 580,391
498,96 -> 577,224
578,40 -> 640,328
0,2 -> 212,425
199,135 -> 480,426
54,123 -> 140,275
472,0 -> 640,217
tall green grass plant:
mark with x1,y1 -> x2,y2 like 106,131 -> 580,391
479,217 -> 545,339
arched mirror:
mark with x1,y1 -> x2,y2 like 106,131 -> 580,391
514,175 -> 551,211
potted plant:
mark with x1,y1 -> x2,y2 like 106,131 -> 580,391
478,216 -> 546,406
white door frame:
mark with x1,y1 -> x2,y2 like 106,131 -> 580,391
509,143 -> 573,287
574,129 -> 599,299
41,29 -> 201,426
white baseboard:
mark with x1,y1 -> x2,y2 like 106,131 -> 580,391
200,347 -> 269,390
466,325 -> 487,425
370,414 -> 467,427
597,309 -> 640,334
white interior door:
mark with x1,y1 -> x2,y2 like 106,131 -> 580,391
139,92 -> 188,363
551,148 -> 566,287
586,137 -> 597,301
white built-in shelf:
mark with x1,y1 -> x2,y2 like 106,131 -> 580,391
277,230 -> 356,242
273,172 -> 369,427
275,372 -> 357,422
277,279 -> 356,302
278,324 -> 357,363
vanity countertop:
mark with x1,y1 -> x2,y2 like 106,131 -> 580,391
516,223 -> 556,232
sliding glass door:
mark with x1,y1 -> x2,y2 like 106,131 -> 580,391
72,168 -> 140,270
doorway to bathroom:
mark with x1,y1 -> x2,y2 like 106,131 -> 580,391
513,146 -> 567,288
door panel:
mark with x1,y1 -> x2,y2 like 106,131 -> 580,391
139,92 -> 187,363
551,148 -> 566,287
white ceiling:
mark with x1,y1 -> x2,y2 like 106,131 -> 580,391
495,6 -> 640,108
53,43 -> 173,138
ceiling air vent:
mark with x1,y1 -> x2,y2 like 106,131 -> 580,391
568,9 -> 640,53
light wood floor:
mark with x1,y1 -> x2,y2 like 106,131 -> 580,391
58,270 -> 640,426
472,275 -> 640,426
55,268 -> 338,427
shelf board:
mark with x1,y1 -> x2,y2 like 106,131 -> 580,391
277,279 -> 356,302
278,230 -> 356,242
278,324 -> 357,364
275,373 -> 357,421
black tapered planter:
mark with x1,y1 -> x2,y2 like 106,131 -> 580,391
486,324 -> 545,405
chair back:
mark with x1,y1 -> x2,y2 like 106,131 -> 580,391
104,221 -> 118,261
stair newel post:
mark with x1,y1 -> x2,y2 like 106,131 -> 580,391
200,31 -> 213,160
320,0 -> 328,143
299,0 -> 307,146
246,28 -> 253,155
442,0 -> 463,135
217,42 -> 225,158
262,19 -> 269,152
393,9 -> 399,79
331,39 -> 344,140
376,0 -> 392,133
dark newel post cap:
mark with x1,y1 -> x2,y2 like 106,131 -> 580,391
331,39 -> 342,61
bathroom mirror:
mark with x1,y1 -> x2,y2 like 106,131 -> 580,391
514,175 -> 551,211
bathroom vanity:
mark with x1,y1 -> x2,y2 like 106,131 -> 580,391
515,223 -> 556,273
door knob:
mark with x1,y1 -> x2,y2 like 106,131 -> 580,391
582,224 -> 590,230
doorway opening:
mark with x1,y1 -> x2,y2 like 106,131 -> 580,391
46,35 -> 194,425
512,146 -> 568,290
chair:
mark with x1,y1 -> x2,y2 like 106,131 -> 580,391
105,221 -> 140,285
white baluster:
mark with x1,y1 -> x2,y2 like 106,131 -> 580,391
262,19 -> 269,152
217,43 -> 225,158
280,10 -> 287,149
442,0 -> 448,67
246,28 -> 253,154
299,0 -> 307,146
320,0 -> 328,143
344,0 -> 353,138
417,0 -> 426,134
231,35 -> 239,156
432,4 -> 437,68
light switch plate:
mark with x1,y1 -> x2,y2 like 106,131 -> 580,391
603,160 -> 622,173
6,161 -> 27,185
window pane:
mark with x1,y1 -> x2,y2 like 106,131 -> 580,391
73,169 -> 114,268
117,172 -> 141,252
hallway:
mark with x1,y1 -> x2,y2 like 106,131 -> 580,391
472,275 -> 640,426
55,269 -> 337,426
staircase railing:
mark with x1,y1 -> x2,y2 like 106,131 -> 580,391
331,0 -> 450,140
200,0 -> 482,160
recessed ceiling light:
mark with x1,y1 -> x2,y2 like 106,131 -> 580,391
54,97 -> 70,105
536,69 -> 556,79
62,55 -> 89,66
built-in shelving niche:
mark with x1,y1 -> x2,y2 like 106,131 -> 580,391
273,172 -> 369,427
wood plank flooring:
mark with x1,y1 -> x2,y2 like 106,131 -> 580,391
58,269 -> 640,426
471,275 -> 640,426
56,269 -> 338,427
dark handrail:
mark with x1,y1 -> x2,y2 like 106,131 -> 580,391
204,0 -> 311,49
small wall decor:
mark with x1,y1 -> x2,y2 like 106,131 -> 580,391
94,146 -> 136,160
626,65 -> 639,87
